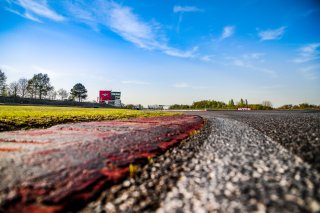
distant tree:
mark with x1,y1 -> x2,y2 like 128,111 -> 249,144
28,73 -> 53,99
18,78 -> 28,98
47,88 -> 57,100
296,103 -> 318,109
0,69 -> 7,96
239,98 -> 245,107
250,104 -> 264,110
68,95 -> 75,101
228,99 -> 235,108
169,99 -> 279,110
262,100 -> 273,108
169,104 -> 190,109
278,104 -> 293,110
57,88 -> 68,100
70,83 -> 87,102
27,78 -> 37,98
8,81 -> 19,97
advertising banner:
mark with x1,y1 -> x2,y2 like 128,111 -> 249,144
99,90 -> 111,102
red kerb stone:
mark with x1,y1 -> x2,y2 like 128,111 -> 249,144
0,115 -> 203,212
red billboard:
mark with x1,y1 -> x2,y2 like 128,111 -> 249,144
99,90 -> 111,102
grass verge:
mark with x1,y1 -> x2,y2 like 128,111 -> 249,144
0,105 -> 178,131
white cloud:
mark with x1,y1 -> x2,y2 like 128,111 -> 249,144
258,26 -> 286,41
1,64 -> 69,81
302,8 -> 320,17
24,11 -> 42,22
173,82 -> 189,88
173,5 -> 201,33
191,86 -> 208,89
230,53 -> 263,67
257,67 -> 277,77
103,2 -> 199,58
233,59 -> 246,67
228,54 -> 277,77
173,82 -> 207,89
0,64 -> 16,72
65,1 -> 198,58
173,6 -> 202,13
299,66 -> 319,80
163,46 -> 198,58
261,85 -> 284,90
6,0 -> 65,22
5,7 -> 42,22
293,43 -> 320,63
221,26 -> 235,39
5,1 -> 199,59
121,80 -> 150,85
32,65 -> 69,78
64,1 -> 98,29
242,53 -> 264,60
32,65 -> 53,74
106,4 -> 198,57
201,55 -> 214,62
104,4 -> 198,58
107,4 -> 159,50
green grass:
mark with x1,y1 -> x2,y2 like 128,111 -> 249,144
0,105 -> 178,131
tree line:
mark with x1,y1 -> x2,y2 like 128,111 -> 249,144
0,69 -> 88,102
170,99 -> 320,110
169,99 -> 273,110
277,103 -> 320,110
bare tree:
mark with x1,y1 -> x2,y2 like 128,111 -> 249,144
47,89 -> 57,100
57,88 -> 68,100
18,78 -> 28,98
262,100 -> 273,108
8,81 -> 19,97
0,69 -> 7,96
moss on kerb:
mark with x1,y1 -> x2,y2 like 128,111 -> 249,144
0,105 -> 179,132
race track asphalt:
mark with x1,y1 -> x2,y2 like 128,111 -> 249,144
193,110 -> 320,172
83,110 -> 320,213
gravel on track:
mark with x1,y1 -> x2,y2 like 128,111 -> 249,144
191,110 -> 320,172
83,111 -> 320,213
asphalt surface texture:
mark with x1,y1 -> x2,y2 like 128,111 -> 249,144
193,110 -> 320,172
82,110 -> 320,213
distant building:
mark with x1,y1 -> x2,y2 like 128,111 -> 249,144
98,90 -> 122,107
111,91 -> 121,100
237,107 -> 251,111
147,105 -> 170,110
163,105 -> 170,110
133,105 -> 143,110
99,90 -> 111,102
148,105 -> 164,110
105,99 -> 122,107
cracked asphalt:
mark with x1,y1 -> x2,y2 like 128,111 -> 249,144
83,110 -> 320,213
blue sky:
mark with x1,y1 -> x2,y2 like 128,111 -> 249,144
0,0 -> 319,106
